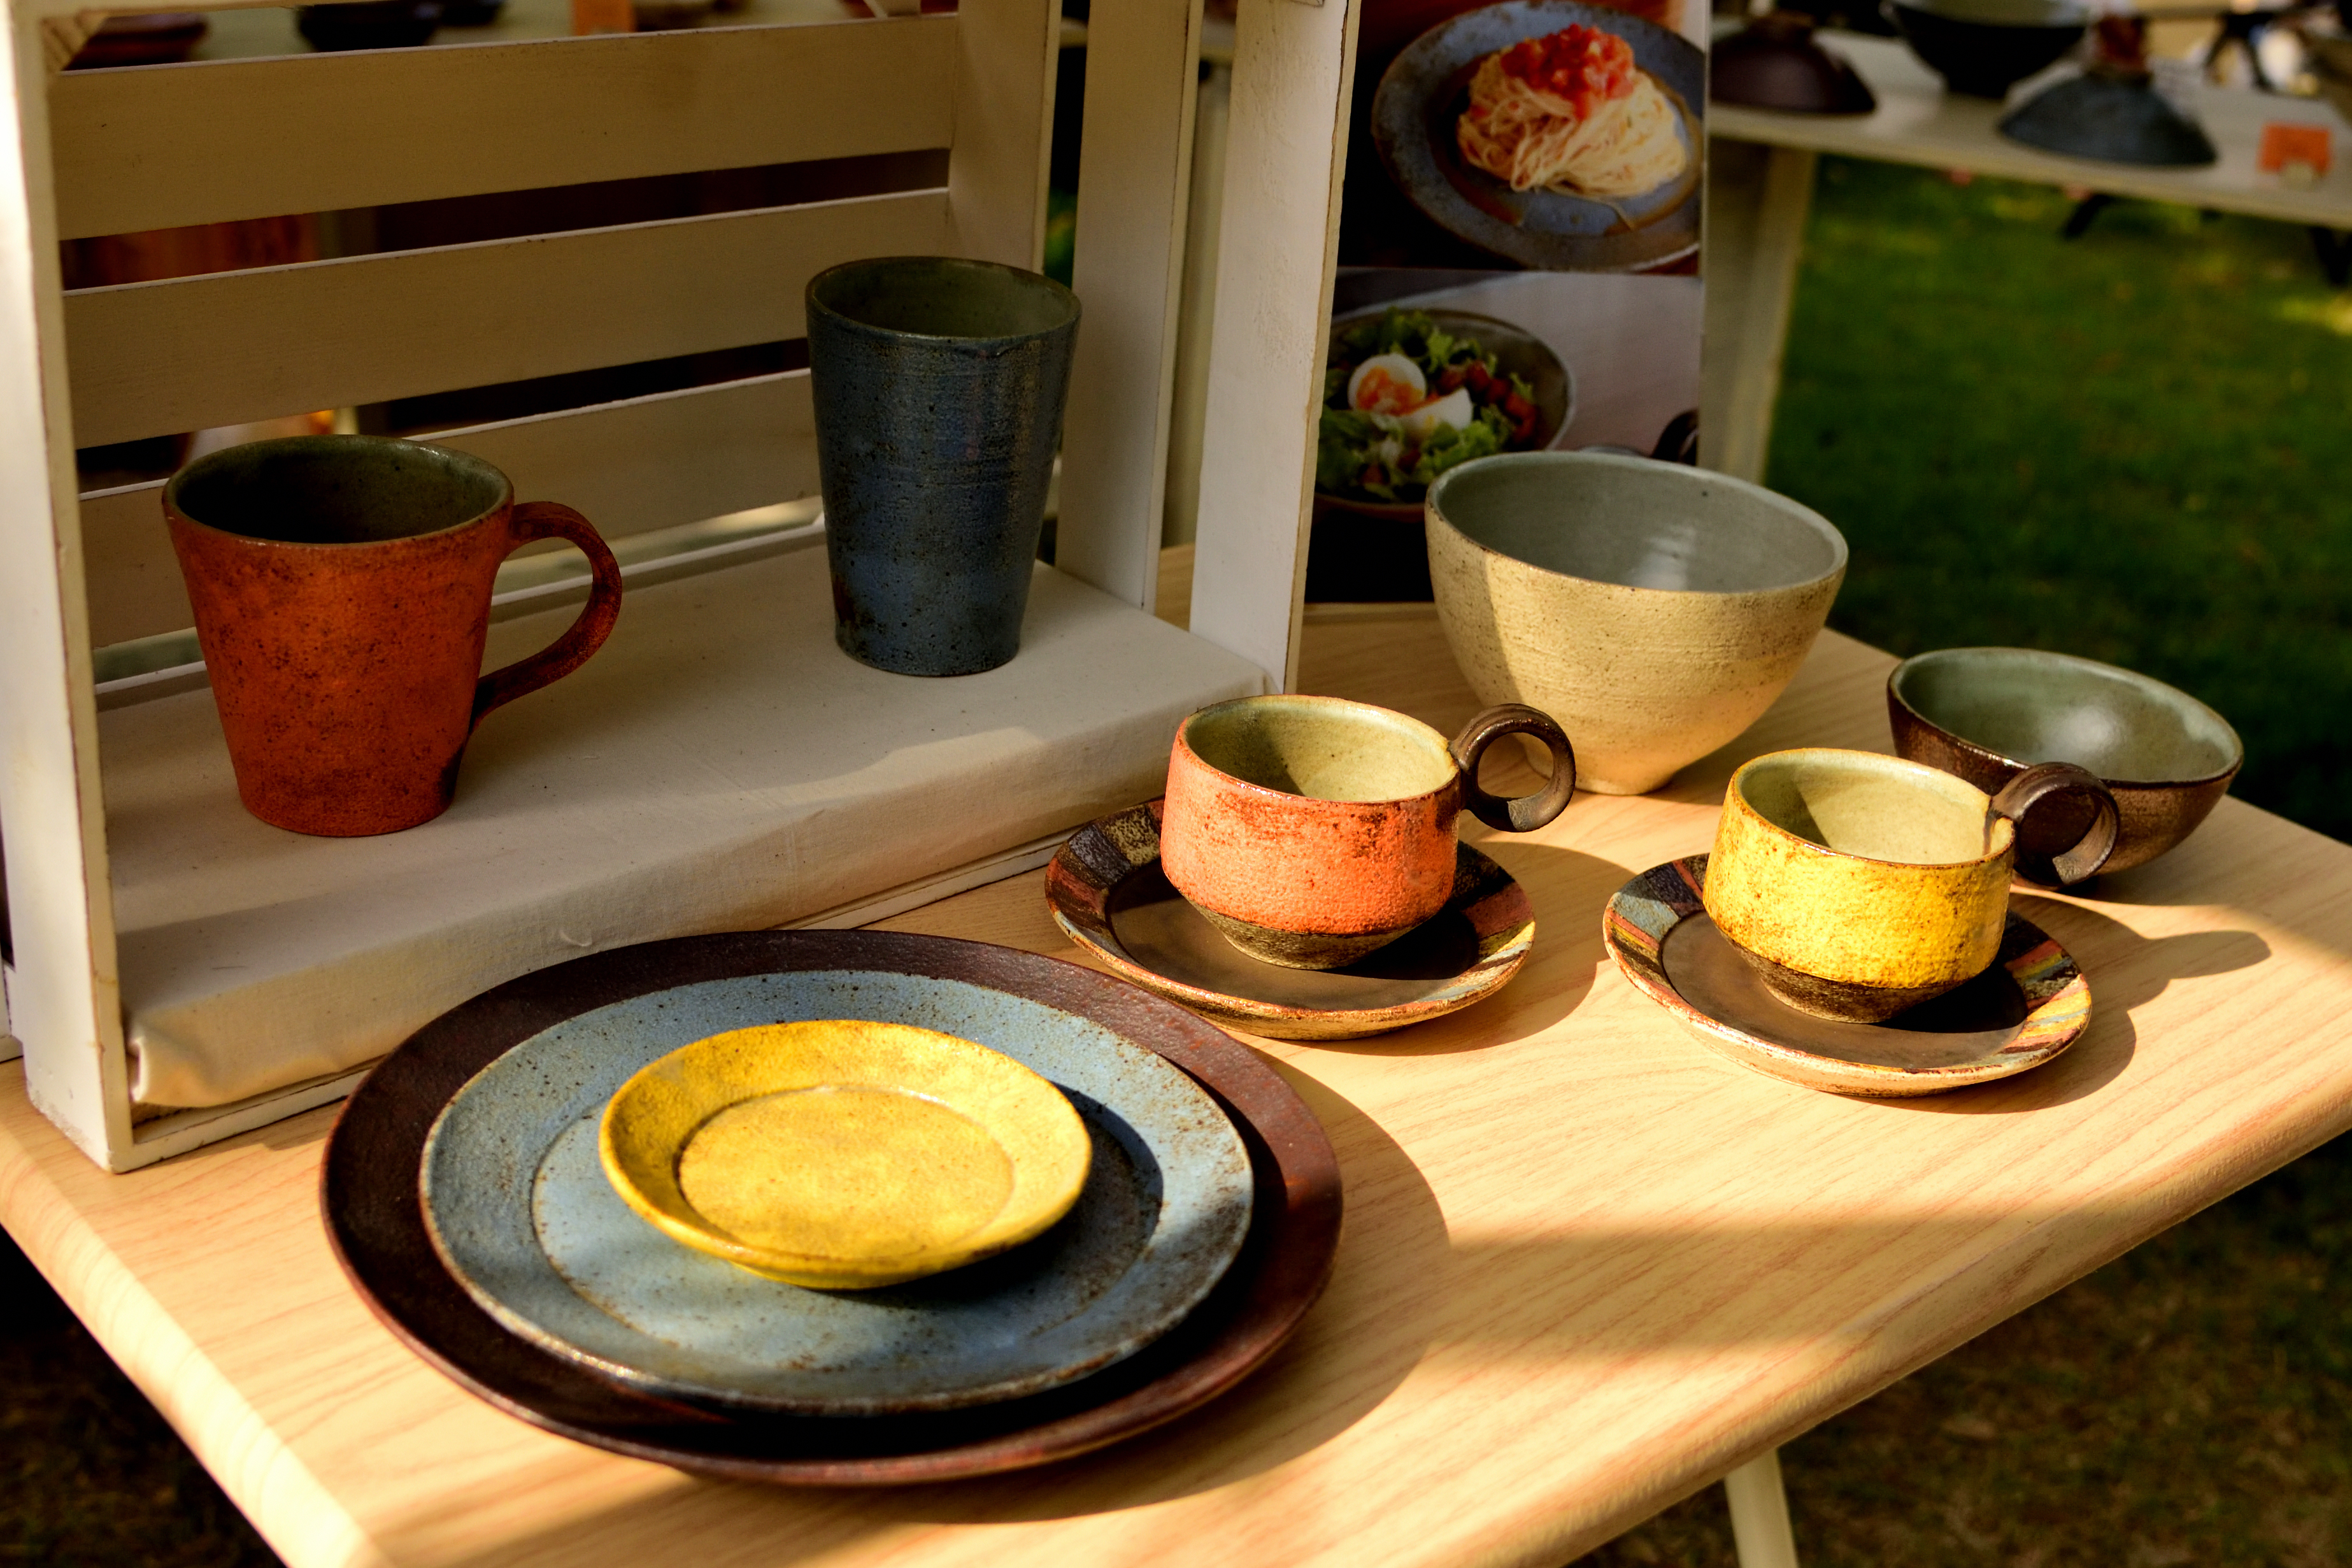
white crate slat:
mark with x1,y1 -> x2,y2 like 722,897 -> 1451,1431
66,191 -> 944,448
50,17 -> 957,242
1054,0 -> 1204,611
0,0 -> 1343,1169
1187,0 -> 1358,691
107,549 -> 1264,1111
942,0 -> 1057,271
82,371 -> 818,648
0,3 -> 132,1166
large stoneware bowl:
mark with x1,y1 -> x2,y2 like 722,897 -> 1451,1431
1888,646 -> 2243,881
1425,452 -> 1847,795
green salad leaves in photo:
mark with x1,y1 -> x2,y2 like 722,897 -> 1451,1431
1318,309 -> 1544,503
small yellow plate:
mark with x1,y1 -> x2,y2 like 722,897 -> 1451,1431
599,1020 -> 1092,1289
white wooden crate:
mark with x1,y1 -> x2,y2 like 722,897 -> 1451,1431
0,0 -> 1360,1169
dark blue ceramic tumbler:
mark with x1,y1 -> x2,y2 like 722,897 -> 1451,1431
806,256 -> 1081,676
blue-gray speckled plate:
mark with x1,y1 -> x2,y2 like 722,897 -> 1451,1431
419,969 -> 1253,1416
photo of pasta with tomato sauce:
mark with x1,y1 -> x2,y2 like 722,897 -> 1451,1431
1453,24 -> 1687,200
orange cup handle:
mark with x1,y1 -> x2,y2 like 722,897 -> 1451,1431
1451,704 -> 1576,833
471,501 -> 624,731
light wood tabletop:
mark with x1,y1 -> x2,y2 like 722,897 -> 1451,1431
5,600 -> 2352,1568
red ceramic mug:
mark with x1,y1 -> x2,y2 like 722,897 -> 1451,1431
163,435 -> 624,837
1160,694 -> 1576,970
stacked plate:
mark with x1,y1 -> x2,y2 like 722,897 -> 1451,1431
324,929 -> 1343,1483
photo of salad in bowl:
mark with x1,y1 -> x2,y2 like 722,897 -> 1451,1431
1317,306 -> 1572,520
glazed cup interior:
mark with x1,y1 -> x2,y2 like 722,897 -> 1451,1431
1734,751 -> 2007,866
1183,697 -> 1456,803
1892,648 -> 2242,785
167,435 -> 508,545
808,256 -> 1079,342
1427,452 -> 1846,594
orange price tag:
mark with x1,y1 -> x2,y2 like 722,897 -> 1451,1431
571,0 -> 634,32
2259,122 -> 2332,176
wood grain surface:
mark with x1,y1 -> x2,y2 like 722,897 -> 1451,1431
6,600 -> 2352,1568
49,17 -> 958,242
82,371 -> 820,648
67,192 -> 946,448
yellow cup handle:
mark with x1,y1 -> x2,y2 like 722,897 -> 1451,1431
1990,762 -> 2120,887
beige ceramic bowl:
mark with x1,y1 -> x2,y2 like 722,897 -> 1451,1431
1425,452 -> 1847,795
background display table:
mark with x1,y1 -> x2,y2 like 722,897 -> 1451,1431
1702,33 -> 2352,480
5,566 -> 2351,1568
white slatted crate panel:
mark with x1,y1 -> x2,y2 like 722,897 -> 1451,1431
0,0 -> 1348,1169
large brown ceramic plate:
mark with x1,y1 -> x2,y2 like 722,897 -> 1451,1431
1047,800 -> 1536,1041
322,929 -> 1342,1485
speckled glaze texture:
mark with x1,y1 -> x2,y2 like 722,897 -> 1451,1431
1158,694 -> 1570,969
597,1020 -> 1093,1288
1047,798 -> 1537,1039
1163,711 -> 1455,943
1704,749 -> 2017,1021
419,966 -> 1255,1416
327,929 -> 1340,1485
1425,451 -> 1846,795
807,257 -> 1080,677
1888,647 -> 2244,883
163,435 -> 621,836
1604,856 -> 2092,1096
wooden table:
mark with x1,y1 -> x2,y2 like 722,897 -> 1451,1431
6,602 -> 2352,1568
1700,33 -> 2352,481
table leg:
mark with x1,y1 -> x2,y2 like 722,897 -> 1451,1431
1723,1447 -> 1801,1568
1700,142 -> 1817,485
2309,227 -> 2352,289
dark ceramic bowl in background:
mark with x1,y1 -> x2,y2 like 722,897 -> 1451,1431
1711,11 -> 1879,115
1885,0 -> 2087,98
297,0 -> 443,50
1998,70 -> 2218,166
65,11 -> 208,68
1888,647 -> 2243,883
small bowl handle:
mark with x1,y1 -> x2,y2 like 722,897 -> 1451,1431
1451,704 -> 1577,833
1989,761 -> 2121,887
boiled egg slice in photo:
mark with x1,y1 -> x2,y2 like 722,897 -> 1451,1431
1347,353 -> 1427,416
1399,387 -> 1474,440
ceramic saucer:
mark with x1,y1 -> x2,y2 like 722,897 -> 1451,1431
1046,799 -> 1534,1041
599,1020 -> 1094,1288
1602,855 -> 2092,1097
420,967 -> 1254,1415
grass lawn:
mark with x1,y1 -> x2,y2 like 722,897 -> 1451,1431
1582,156 -> 2352,1567
5,157 -> 2351,1568
1765,155 -> 2352,842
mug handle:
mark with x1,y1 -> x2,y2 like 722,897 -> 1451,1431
1450,704 -> 1577,833
471,501 -> 625,732
1988,761 -> 2121,887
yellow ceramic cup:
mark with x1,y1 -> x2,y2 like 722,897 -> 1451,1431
1704,748 -> 2118,1022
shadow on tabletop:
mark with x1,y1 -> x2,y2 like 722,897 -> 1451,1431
1858,894 -> 2267,1116
392,1073 -> 1450,1562
1304,837 -> 1632,1057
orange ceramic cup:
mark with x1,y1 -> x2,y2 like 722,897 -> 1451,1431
164,435 -> 624,837
1160,694 -> 1575,969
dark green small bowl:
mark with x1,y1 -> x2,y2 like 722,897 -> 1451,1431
1888,647 -> 2242,883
